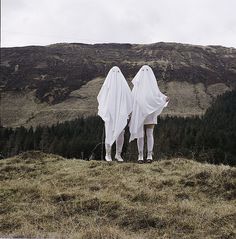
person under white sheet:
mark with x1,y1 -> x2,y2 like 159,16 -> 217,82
129,65 -> 169,163
97,66 -> 132,162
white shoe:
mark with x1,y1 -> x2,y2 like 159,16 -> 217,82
138,154 -> 144,163
105,154 -> 112,161
115,153 -> 124,162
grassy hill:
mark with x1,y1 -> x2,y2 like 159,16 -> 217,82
0,151 -> 235,238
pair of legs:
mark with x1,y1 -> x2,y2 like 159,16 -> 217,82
105,130 -> 125,162
137,124 -> 155,162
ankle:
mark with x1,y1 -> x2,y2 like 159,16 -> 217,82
115,151 -> 121,156
138,151 -> 143,156
147,151 -> 153,160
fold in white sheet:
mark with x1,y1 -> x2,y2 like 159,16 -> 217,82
129,65 -> 168,142
97,66 -> 132,146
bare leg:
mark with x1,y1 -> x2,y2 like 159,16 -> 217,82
145,124 -> 155,129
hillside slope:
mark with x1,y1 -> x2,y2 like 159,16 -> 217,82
1,42 -> 235,128
1,151 -> 235,238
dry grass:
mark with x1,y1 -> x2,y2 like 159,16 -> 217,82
0,151 -> 235,238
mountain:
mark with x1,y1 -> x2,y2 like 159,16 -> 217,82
1,151 -> 235,238
1,42 -> 236,128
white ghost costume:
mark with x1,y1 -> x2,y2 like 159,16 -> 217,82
129,65 -> 168,161
97,66 -> 132,161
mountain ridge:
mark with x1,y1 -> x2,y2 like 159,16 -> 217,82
1,42 -> 235,128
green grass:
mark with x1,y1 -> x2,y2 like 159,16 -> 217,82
0,151 -> 235,238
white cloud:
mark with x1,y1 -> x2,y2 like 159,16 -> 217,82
1,0 -> 236,47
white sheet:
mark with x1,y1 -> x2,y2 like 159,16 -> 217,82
129,65 -> 168,141
97,66 -> 132,146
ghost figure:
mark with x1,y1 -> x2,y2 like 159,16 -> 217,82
129,65 -> 169,163
97,66 -> 132,162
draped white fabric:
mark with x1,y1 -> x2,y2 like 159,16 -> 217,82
129,65 -> 168,142
97,66 -> 132,146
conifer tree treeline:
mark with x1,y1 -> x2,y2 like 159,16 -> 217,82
0,90 -> 235,165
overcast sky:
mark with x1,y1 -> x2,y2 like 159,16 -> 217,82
1,0 -> 236,48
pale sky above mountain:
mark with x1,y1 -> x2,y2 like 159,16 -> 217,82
1,0 -> 236,47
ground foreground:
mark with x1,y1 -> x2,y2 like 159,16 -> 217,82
0,151 -> 235,239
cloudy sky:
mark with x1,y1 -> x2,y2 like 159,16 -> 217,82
1,0 -> 236,47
